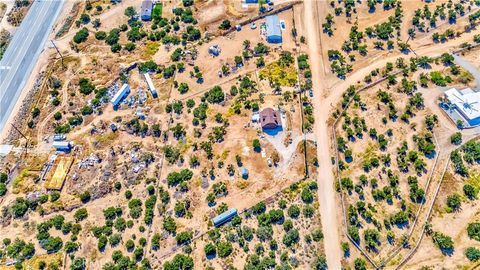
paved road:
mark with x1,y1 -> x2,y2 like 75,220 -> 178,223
0,0 -> 64,133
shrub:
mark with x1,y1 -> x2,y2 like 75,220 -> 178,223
73,28 -> 89,43
163,254 -> 193,270
287,205 -> 300,218
432,231 -> 454,251
95,31 -> 106,40
446,193 -> 462,211
216,241 -> 233,258
467,222 -> 480,241
11,198 -> 29,218
466,247 -> 480,261
219,19 -> 231,30
176,231 -> 193,245
450,132 -> 462,145
79,191 -> 90,203
283,229 -> 300,247
74,208 -> 88,222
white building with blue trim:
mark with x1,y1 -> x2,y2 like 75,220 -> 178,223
266,15 -> 282,44
444,87 -> 480,127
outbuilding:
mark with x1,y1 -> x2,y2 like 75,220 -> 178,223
240,167 -> 249,179
143,73 -> 157,98
140,0 -> 153,21
260,108 -> 281,129
111,84 -> 130,109
265,15 -> 282,44
53,141 -> 72,152
212,208 -> 238,227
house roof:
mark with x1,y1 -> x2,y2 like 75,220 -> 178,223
445,87 -> 480,120
266,15 -> 281,38
260,108 -> 281,128
141,0 -> 153,16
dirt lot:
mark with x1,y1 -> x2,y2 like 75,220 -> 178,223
0,1 -> 320,269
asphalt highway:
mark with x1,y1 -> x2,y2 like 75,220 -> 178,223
0,0 -> 64,133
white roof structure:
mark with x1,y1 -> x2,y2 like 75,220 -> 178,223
111,84 -> 130,107
143,73 -> 157,97
445,88 -> 480,121
0,145 -> 13,156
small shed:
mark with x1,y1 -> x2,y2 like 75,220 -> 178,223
140,0 -> 153,21
240,167 -> 249,179
53,134 -> 66,141
212,208 -> 238,227
266,15 -> 282,44
208,45 -> 221,56
252,113 -> 260,123
260,108 -> 281,129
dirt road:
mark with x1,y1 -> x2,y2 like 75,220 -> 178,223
303,0 -> 343,268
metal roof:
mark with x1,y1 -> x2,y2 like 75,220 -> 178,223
212,208 -> 237,226
141,0 -> 153,17
445,87 -> 480,121
266,15 -> 281,38
144,73 -> 157,97
111,84 -> 130,106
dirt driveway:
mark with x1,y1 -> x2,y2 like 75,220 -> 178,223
303,0 -> 343,268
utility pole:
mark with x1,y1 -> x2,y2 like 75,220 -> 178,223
51,40 -> 66,69
10,123 -> 28,156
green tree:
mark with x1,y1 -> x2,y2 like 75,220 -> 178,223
252,139 -> 261,151
216,241 -> 233,258
312,256 -> 327,270
354,258 -> 367,270
219,19 -> 231,30
432,231 -> 454,251
450,132 -> 462,145
446,193 -> 462,211
163,254 -> 193,270
468,222 -> 480,241
204,243 -> 216,257
465,247 -> 480,261
124,6 -> 137,18
74,208 -> 88,222
73,28 -> 89,43
70,257 -> 86,270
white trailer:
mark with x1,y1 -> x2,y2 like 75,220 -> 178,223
144,73 -> 157,98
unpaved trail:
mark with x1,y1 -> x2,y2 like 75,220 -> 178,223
303,0 -> 343,268
36,74 -> 72,143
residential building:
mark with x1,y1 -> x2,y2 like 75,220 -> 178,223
266,15 -> 282,44
140,0 -> 153,21
260,108 -> 281,129
444,87 -> 480,126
